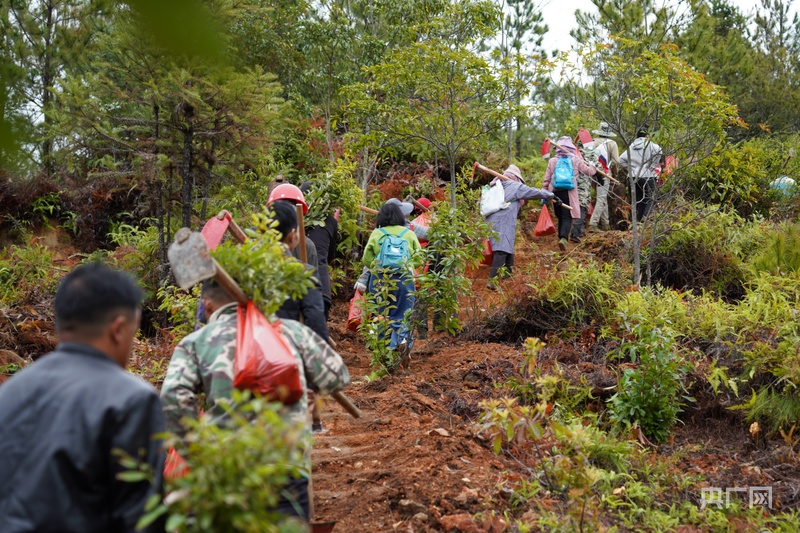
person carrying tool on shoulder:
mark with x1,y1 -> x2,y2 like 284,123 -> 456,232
587,122 -> 620,232
360,201 -> 422,368
543,138 -> 598,251
485,164 -> 556,288
300,181 -> 339,321
161,279 -> 350,524
620,125 -> 663,221
268,183 -> 320,273
268,200 -> 329,342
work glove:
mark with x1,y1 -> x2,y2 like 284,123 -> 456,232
552,196 -> 563,207
354,281 -> 367,294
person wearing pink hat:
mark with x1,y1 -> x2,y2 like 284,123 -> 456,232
543,137 -> 598,250
485,164 -> 556,288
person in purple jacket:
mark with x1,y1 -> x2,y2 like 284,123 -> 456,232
485,164 -> 556,289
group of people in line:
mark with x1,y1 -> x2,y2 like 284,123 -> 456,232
0,122 -> 665,532
485,122 -> 663,287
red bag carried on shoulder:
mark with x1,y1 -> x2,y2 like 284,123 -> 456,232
347,291 -> 364,332
234,301 -> 303,404
534,207 -> 556,237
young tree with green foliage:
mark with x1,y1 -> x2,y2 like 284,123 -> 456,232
346,0 -> 509,207
562,38 -> 742,285
54,0 -> 289,267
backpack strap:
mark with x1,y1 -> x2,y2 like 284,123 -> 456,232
399,228 -> 408,238
378,228 -> 389,240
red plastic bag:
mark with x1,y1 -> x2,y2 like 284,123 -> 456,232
481,239 -> 493,266
164,446 -> 189,481
587,202 -> 594,217
347,291 -> 364,332
534,207 -> 556,237
234,302 -> 303,404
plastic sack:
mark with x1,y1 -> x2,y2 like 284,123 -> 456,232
234,301 -> 303,404
164,446 -> 189,481
347,291 -> 364,332
587,202 -> 594,217
480,181 -> 509,217
481,239 -> 493,266
534,207 -> 556,237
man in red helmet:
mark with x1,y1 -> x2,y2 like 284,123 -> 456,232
267,183 -> 319,273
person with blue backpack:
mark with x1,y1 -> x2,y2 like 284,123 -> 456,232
361,202 -> 422,367
543,136 -> 599,251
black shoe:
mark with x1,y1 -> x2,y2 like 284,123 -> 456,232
569,235 -> 582,244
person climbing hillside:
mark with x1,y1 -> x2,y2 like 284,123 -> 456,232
408,197 -> 444,338
161,279 -> 350,524
268,183 -> 319,272
300,181 -> 339,321
485,164 -> 556,288
587,122 -> 620,232
269,200 -> 329,342
361,201 -> 422,368
543,138 -> 598,251
0,263 -> 166,533
620,125 -> 663,221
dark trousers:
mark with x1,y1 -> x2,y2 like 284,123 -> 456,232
570,205 -> 587,238
554,189 -> 572,239
489,251 -> 514,279
635,178 -> 657,220
273,477 -> 310,522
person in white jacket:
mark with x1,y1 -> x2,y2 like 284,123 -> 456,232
620,126 -> 663,221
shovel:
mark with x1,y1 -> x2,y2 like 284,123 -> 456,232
201,210 -> 248,249
167,228 -> 362,420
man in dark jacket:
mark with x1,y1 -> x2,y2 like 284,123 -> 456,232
0,263 -> 165,533
271,200 -> 330,342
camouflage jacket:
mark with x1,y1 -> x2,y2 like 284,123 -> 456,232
576,172 -> 592,209
161,303 -> 350,444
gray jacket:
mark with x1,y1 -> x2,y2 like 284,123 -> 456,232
620,137 -> 663,179
486,180 -> 554,254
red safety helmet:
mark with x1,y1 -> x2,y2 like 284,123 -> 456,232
267,183 -> 309,214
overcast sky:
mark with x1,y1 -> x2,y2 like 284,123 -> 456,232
537,0 -> 794,53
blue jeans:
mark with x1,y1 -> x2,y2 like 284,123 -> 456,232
368,270 -> 415,350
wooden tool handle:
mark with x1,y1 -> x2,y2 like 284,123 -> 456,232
211,258 -> 249,305
215,210 -> 248,243
331,390 -> 362,418
359,205 -> 378,215
475,163 -> 514,182
405,195 -> 429,212
295,204 -> 308,263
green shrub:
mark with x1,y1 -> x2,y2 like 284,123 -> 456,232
211,208 -> 314,317
607,322 -> 694,443
538,260 -> 621,326
134,392 -> 307,532
303,157 -> 363,254
648,206 -> 763,299
748,222 -> 800,276
417,180 -> 490,334
0,244 -> 59,302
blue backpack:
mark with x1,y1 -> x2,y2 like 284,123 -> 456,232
376,228 -> 410,268
553,156 -> 575,190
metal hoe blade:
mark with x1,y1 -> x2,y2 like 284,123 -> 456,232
168,227 -> 217,289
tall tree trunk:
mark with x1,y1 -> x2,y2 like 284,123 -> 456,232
449,153 -> 457,208
41,0 -> 54,175
630,174 -> 641,285
181,105 -> 194,228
